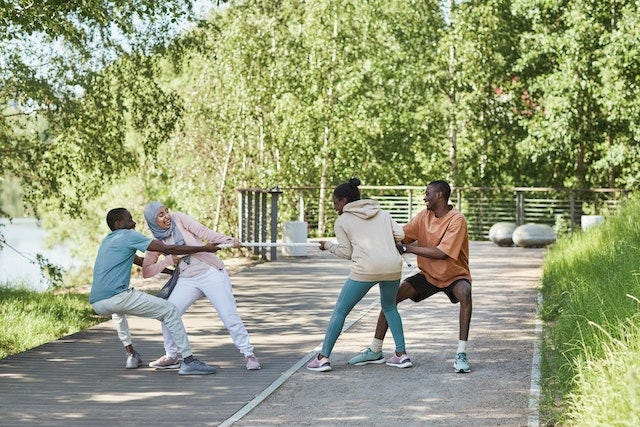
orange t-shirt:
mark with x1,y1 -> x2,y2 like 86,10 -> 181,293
403,207 -> 471,288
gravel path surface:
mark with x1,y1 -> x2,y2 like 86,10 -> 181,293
231,242 -> 547,426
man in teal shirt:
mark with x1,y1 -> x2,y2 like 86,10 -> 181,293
90,207 -> 219,375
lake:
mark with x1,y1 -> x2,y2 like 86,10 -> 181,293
0,218 -> 77,291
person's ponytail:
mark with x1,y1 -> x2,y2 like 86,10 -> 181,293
334,177 -> 361,203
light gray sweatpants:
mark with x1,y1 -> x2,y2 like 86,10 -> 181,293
91,288 -> 193,358
161,267 -> 254,358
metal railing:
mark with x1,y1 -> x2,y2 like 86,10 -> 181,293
237,187 -> 282,260
237,186 -> 631,257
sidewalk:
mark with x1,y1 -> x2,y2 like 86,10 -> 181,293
0,242 -> 546,426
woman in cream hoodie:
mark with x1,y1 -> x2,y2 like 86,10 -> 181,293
306,178 -> 412,372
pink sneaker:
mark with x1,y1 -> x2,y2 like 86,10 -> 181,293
306,355 -> 331,372
245,354 -> 261,370
385,353 -> 413,368
149,355 -> 181,369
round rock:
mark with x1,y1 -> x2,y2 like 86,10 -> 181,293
512,223 -> 557,248
488,222 -> 517,246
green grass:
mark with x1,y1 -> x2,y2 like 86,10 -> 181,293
540,194 -> 640,425
565,318 -> 640,425
0,285 -> 106,359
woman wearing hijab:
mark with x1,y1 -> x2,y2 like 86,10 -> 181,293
142,201 -> 261,371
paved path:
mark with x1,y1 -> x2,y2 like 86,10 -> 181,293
0,242 -> 546,426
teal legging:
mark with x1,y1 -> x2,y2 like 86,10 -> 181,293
321,278 -> 406,357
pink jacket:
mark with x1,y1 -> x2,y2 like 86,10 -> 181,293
142,212 -> 234,277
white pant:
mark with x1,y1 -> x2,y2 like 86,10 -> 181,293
91,288 -> 193,358
161,267 -> 254,358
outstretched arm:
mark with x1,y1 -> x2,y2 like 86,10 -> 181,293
397,243 -> 448,260
135,254 -> 173,274
147,240 -> 219,255
320,223 -> 352,260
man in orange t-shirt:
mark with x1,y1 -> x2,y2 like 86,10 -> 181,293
348,180 -> 473,373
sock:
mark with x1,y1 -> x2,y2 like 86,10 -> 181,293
457,340 -> 467,354
371,338 -> 384,353
183,355 -> 194,363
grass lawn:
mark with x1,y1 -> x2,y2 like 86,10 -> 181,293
0,286 -> 106,359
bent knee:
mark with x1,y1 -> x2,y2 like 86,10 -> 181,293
455,282 -> 472,302
396,282 -> 416,302
160,301 -> 180,319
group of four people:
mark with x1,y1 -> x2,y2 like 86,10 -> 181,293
89,179 -> 472,376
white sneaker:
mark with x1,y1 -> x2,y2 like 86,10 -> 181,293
125,351 -> 143,369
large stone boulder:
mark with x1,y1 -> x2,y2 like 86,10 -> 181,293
488,222 -> 517,246
512,223 -> 557,248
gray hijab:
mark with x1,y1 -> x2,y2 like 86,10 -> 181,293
144,201 -> 190,264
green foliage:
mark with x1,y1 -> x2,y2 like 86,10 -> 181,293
512,0 -> 640,188
3,0 -> 639,279
0,176 -> 28,217
139,0 -> 450,235
0,1 -> 216,216
443,0 -> 530,187
0,286 -> 104,359
539,193 -> 640,423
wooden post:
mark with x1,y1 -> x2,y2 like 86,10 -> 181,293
246,191 -> 254,245
569,194 -> 576,232
238,190 -> 244,242
516,191 -> 524,225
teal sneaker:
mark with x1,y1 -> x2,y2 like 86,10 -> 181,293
453,352 -> 471,373
348,348 -> 385,366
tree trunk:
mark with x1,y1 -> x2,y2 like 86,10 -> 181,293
608,133 -> 615,188
317,9 -> 339,236
318,128 -> 329,236
447,0 -> 458,187
213,137 -> 235,230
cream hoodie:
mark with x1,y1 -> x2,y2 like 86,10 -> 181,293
325,199 -> 405,281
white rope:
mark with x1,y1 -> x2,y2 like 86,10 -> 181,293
218,242 -> 321,248
220,242 -> 412,266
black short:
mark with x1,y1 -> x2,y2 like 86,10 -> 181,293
404,273 -> 471,304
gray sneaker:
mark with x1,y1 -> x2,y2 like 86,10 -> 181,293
125,351 -> 143,369
178,358 -> 217,375
453,352 -> 471,373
